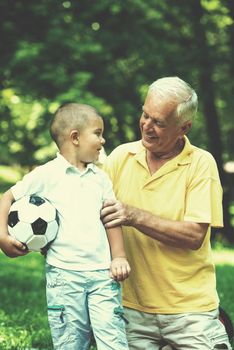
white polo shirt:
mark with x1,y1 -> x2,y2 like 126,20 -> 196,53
11,153 -> 115,270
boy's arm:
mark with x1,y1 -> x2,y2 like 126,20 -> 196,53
106,226 -> 130,281
0,190 -> 28,258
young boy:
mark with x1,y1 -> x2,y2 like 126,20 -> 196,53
0,103 -> 130,350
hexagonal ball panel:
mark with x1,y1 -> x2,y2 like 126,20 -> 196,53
17,196 -> 57,223
9,221 -> 34,243
45,221 -> 59,242
27,235 -> 48,251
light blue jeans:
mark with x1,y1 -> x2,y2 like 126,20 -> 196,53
45,264 -> 129,350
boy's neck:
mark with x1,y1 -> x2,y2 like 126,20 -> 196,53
60,151 -> 88,171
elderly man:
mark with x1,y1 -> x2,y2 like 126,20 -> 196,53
101,77 -> 232,350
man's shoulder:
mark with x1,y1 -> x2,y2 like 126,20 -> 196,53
188,144 -> 220,179
190,144 -> 217,164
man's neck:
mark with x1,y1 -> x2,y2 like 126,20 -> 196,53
146,138 -> 185,174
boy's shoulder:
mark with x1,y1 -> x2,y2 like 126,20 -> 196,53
35,157 -> 57,169
27,157 -> 61,180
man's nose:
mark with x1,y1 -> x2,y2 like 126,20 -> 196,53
143,118 -> 154,130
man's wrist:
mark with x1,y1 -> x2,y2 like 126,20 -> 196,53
126,205 -> 137,226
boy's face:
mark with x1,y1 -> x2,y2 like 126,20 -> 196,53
77,116 -> 105,164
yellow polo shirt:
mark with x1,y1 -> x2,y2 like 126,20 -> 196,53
104,137 -> 223,313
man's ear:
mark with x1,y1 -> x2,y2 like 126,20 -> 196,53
70,130 -> 79,145
181,121 -> 192,135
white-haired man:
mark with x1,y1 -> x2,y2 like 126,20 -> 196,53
101,77 -> 232,349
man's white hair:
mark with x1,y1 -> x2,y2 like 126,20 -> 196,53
148,77 -> 198,124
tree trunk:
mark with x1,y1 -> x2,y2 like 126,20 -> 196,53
190,0 -> 233,243
226,0 -> 234,82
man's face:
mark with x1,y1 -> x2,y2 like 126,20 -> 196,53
140,93 -> 188,157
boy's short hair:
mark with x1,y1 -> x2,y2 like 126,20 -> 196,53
50,103 -> 101,149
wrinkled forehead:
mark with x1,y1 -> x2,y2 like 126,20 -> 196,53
143,92 -> 178,117
146,89 -> 179,105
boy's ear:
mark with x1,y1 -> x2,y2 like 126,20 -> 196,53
70,129 -> 79,145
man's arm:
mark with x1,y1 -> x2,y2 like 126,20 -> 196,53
102,199 -> 208,250
106,226 -> 131,281
0,190 -> 28,257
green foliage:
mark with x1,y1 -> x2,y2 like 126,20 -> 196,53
0,165 -> 24,195
0,1 -> 234,238
230,202 -> 234,227
0,0 -> 233,160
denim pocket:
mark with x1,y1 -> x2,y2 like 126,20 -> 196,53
114,306 -> 129,325
48,305 -> 65,323
47,304 -> 67,342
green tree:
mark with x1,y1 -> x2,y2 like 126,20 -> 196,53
0,0 -> 233,241
188,0 -> 233,242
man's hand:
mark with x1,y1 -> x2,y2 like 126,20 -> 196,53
0,234 -> 28,258
110,257 -> 131,281
101,199 -> 132,228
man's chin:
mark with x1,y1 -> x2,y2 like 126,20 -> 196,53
142,138 -> 155,148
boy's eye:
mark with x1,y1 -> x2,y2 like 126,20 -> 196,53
95,131 -> 102,137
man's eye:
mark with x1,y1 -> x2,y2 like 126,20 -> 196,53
154,121 -> 165,128
142,113 -> 149,119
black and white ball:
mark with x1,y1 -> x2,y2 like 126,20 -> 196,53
8,195 -> 59,251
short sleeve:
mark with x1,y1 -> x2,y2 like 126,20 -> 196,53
184,154 -> 223,227
11,166 -> 46,201
100,171 -> 116,202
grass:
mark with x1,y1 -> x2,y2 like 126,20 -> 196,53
0,249 -> 233,349
213,249 -> 234,331
0,252 -> 96,350
0,253 -> 52,350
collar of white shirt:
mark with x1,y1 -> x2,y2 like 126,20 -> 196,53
56,152 -> 98,175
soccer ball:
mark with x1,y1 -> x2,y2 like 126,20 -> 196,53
8,195 -> 59,252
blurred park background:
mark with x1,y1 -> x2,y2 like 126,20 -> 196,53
0,0 -> 234,349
